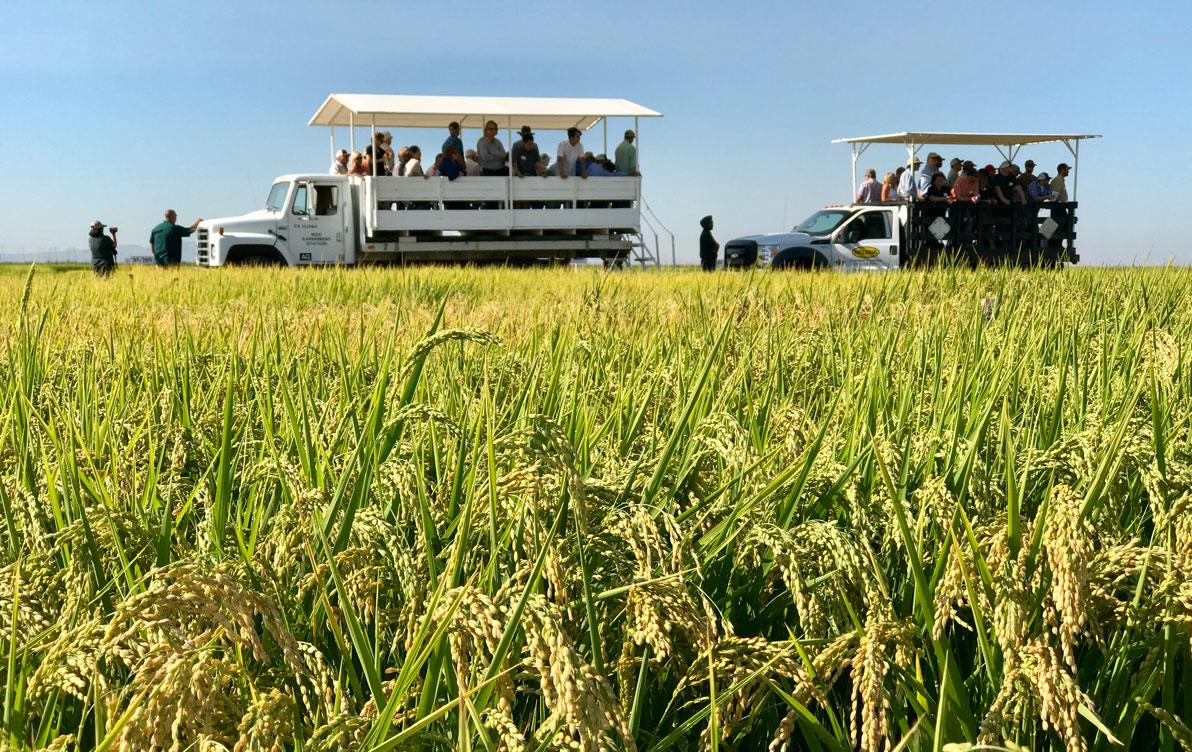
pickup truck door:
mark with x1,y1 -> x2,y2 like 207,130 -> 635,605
287,180 -> 350,265
833,209 -> 898,270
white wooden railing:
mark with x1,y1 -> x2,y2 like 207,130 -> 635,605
360,176 -> 641,233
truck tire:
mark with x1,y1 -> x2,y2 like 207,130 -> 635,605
226,245 -> 287,267
239,253 -> 279,267
771,247 -> 825,271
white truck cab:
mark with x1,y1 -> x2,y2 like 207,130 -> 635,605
725,204 -> 906,271
198,175 -> 355,266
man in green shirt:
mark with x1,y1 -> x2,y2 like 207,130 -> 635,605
614,130 -> 639,176
149,209 -> 203,266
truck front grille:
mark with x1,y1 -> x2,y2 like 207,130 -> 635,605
196,229 -> 210,265
724,240 -> 758,268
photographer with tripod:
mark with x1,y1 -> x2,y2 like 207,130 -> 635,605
88,220 -> 117,276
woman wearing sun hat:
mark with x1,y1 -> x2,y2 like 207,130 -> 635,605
88,220 -> 117,276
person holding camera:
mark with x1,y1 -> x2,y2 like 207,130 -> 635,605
149,210 -> 203,266
88,220 -> 117,276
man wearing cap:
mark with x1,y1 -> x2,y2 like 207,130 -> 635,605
915,152 -> 944,198
511,126 -> 541,178
1051,163 -> 1070,202
442,122 -> 464,163
1028,172 -> 1056,202
992,162 -> 1024,205
897,156 -> 921,199
330,149 -> 350,175
1049,163 -> 1072,248
1017,160 -> 1038,193
88,220 -> 117,276
615,130 -> 639,176
946,158 -> 962,187
149,210 -> 203,266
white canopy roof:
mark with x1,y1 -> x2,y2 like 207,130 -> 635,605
833,131 -> 1100,146
309,94 -> 662,131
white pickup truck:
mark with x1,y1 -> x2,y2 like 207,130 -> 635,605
724,200 -> 1079,270
197,93 -> 661,267
725,131 -> 1095,270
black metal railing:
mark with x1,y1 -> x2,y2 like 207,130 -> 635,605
905,201 -> 1078,267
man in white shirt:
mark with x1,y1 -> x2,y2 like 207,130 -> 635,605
330,149 -> 349,175
915,152 -> 943,197
1051,163 -> 1070,202
897,157 -> 921,199
556,127 -> 588,180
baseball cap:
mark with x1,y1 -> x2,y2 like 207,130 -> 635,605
337,148 -> 349,156
518,125 -> 534,137
910,156 -> 922,166
950,157 -> 962,166
1025,159 -> 1035,167
999,160 -> 1012,169
1037,172 -> 1051,180
927,152 -> 942,161
89,219 -> 106,230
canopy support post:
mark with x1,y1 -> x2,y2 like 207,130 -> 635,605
850,142 -> 870,200
603,117 -> 608,156
330,126 -> 336,162
906,140 -> 918,197
1073,139 -> 1080,201
371,116 -> 377,177
508,118 -> 514,231
851,143 -> 858,199
634,116 -> 639,166
349,113 -> 355,152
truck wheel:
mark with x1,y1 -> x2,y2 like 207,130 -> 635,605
237,253 -> 281,267
771,248 -> 815,271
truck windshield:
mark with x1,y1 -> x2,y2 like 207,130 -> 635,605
794,210 -> 852,235
265,182 -> 291,213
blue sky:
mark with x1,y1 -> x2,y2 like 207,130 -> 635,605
0,1 -> 1187,265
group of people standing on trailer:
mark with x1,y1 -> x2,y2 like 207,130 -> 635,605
330,121 -> 641,181
855,153 -> 1072,207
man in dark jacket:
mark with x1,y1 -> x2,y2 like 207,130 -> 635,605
88,220 -> 117,276
699,215 -> 718,271
149,210 -> 202,266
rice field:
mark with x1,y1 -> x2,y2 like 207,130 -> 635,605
0,264 -> 1189,752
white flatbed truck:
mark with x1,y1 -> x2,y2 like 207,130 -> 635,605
196,94 -> 662,267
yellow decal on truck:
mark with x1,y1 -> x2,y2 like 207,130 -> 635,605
852,245 -> 879,259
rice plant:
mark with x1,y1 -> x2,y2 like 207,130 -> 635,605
0,263 -> 1189,751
